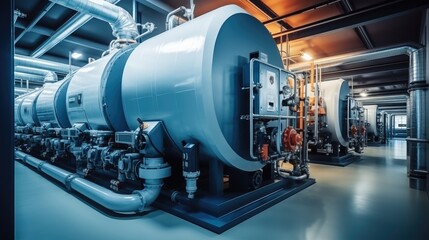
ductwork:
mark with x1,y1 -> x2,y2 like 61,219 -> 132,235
15,54 -> 78,74
15,66 -> 58,83
15,150 -> 164,213
50,0 -> 138,41
289,44 -> 427,190
31,0 -> 120,58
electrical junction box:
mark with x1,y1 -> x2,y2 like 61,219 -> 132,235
251,61 -> 290,116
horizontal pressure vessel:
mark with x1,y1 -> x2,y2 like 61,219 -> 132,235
66,46 -> 135,131
121,5 -> 283,171
19,89 -> 43,126
319,79 -> 349,146
36,78 -> 72,128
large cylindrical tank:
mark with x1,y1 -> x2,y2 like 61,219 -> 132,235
19,89 -> 43,126
66,46 -> 135,131
365,105 -> 379,136
121,5 -> 283,171
15,96 -> 25,126
319,79 -> 349,146
36,78 -> 72,128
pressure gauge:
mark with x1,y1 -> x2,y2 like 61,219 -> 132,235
282,85 -> 292,99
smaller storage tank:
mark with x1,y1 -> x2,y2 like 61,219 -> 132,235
365,105 -> 379,137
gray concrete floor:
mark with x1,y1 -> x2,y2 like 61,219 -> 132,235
15,139 -> 429,240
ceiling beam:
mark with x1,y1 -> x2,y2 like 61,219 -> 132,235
248,0 -> 292,30
322,61 -> 408,79
31,0 -> 121,58
14,2 -> 55,44
339,0 -> 374,49
351,79 -> 407,89
272,0 -> 429,41
15,22 -> 107,52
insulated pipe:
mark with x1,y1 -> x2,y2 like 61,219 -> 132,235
15,72 -> 45,82
15,54 -> 78,74
15,66 -> 58,83
31,0 -> 120,58
50,0 -> 138,40
15,150 -> 163,213
289,44 -> 423,72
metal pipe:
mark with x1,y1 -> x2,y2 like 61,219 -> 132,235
50,0 -> 137,41
277,168 -> 308,180
32,0 -> 121,58
15,54 -> 78,73
290,44 -> 423,71
15,66 -> 58,83
14,72 -> 45,82
15,150 -> 163,213
165,0 -> 194,30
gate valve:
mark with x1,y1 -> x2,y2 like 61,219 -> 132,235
282,126 -> 302,152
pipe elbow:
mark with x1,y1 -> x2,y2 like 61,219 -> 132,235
134,184 -> 163,210
111,7 -> 139,40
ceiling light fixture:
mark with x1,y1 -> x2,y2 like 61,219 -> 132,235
71,52 -> 82,59
360,90 -> 368,97
301,52 -> 312,61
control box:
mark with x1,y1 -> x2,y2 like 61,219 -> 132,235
245,61 -> 291,116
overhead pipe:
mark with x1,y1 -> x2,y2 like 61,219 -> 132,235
15,150 -> 164,213
15,54 -> 78,74
14,72 -> 45,82
31,0 -> 121,58
15,66 -> 58,83
49,0 -> 138,41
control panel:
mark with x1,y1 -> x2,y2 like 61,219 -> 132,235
251,62 -> 292,116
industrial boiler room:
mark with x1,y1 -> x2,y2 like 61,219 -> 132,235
1,0 -> 429,239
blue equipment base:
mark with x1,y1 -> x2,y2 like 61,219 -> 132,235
309,152 -> 359,167
154,178 -> 315,234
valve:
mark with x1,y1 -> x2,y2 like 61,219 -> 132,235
282,126 -> 302,152
350,125 -> 358,137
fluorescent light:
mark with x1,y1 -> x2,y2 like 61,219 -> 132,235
360,91 -> 368,97
301,52 -> 312,61
71,52 -> 82,59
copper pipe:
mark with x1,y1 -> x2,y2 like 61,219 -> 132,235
299,78 -> 304,129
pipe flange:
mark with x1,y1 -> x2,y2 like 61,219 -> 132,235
132,190 -> 146,213
139,165 -> 172,180
37,161 -> 46,171
64,173 -> 78,191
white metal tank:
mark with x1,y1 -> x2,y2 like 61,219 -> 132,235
14,96 -> 25,126
36,78 -> 71,128
66,46 -> 135,131
319,79 -> 349,146
121,5 -> 283,171
19,89 -> 43,126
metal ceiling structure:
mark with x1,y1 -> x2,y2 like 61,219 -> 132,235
13,0 -> 429,113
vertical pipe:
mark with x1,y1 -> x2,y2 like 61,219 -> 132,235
299,78 -> 304,129
407,48 -> 427,190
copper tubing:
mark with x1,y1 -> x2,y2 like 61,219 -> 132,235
299,78 -> 304,129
